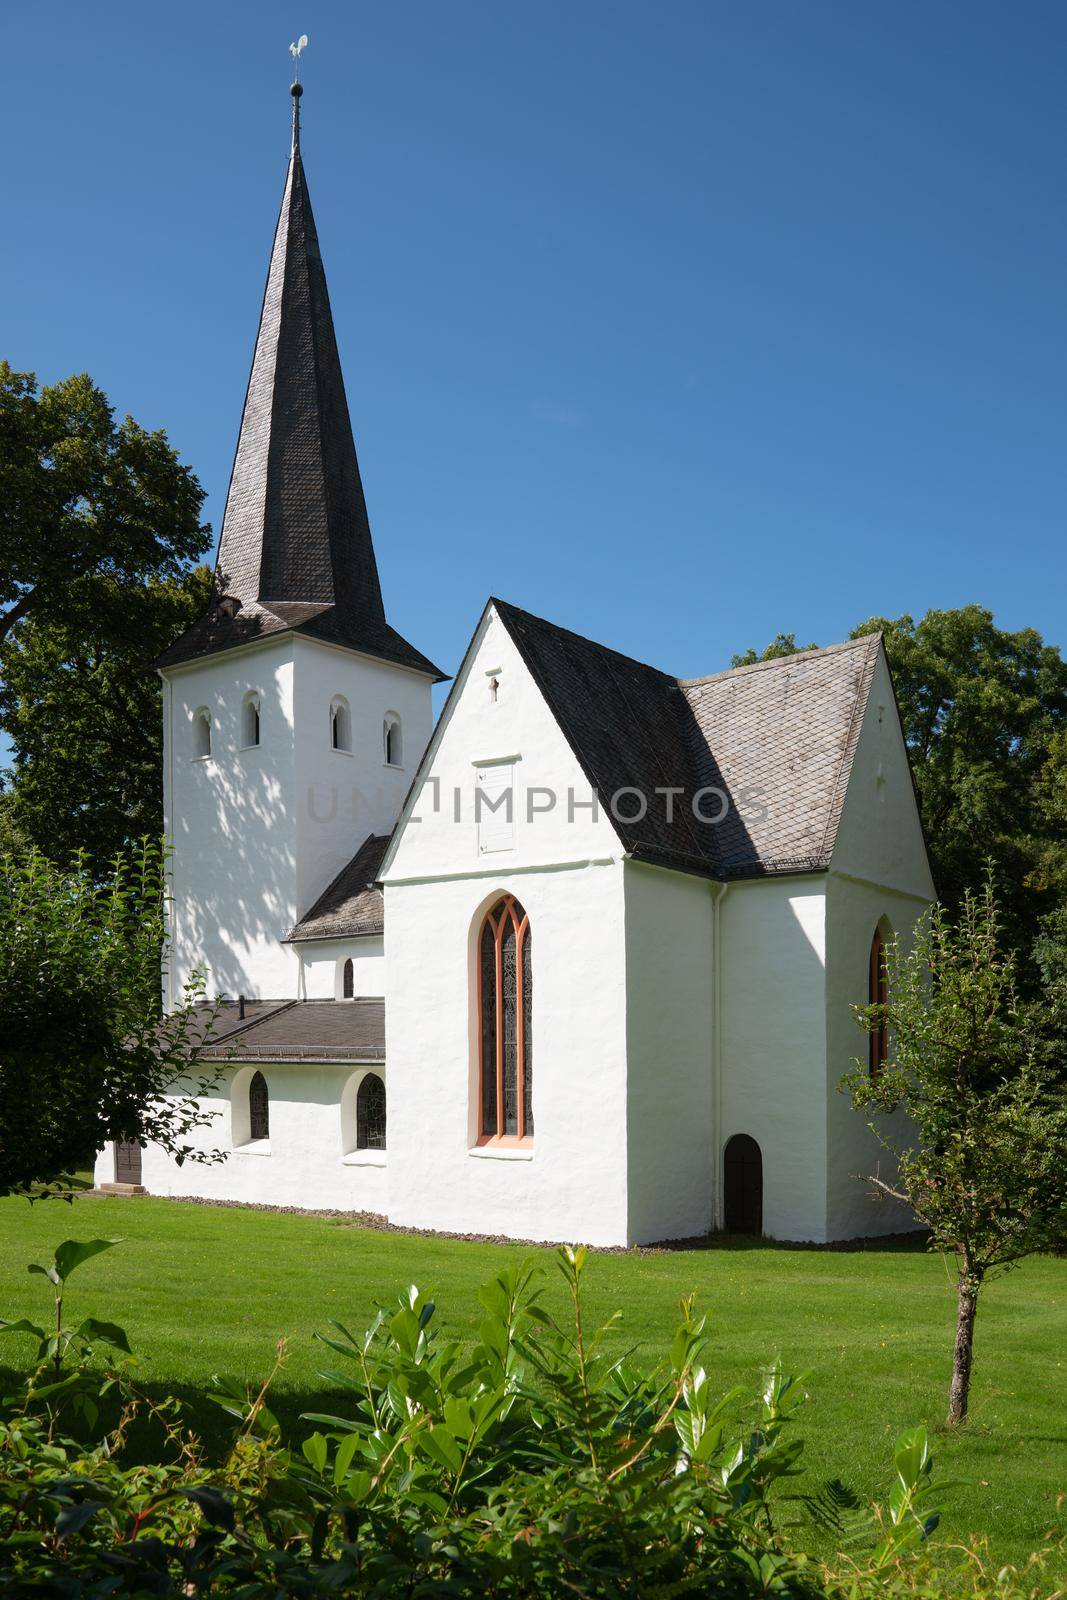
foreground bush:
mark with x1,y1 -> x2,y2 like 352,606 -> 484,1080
0,1240 -> 1057,1596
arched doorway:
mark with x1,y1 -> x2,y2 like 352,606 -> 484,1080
723,1134 -> 762,1234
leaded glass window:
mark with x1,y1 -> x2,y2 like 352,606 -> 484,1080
478,896 -> 532,1142
249,1071 -> 269,1141
356,1073 -> 386,1149
869,929 -> 889,1076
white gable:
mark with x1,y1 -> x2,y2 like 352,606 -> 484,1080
382,605 -> 618,884
830,644 -> 935,901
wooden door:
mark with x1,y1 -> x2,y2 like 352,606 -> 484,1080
114,1141 -> 142,1184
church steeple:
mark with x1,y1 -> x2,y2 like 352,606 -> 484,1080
157,81 -> 444,680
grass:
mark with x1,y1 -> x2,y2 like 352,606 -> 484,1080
0,1192 -> 1063,1575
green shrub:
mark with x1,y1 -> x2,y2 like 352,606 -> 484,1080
0,1240 -> 1057,1596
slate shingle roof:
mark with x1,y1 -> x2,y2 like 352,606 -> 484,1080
197,998 -> 385,1063
155,98 -> 444,682
284,833 -> 388,942
491,600 -> 883,882
679,637 -> 881,877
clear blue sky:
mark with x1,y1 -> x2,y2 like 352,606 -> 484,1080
7,0 -> 1066,706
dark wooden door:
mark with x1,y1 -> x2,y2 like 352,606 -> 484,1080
723,1134 -> 762,1234
114,1141 -> 142,1184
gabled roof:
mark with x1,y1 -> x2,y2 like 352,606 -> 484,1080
491,600 -> 883,881
156,87 -> 444,682
284,833 -> 388,942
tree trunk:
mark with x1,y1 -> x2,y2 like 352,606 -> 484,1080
947,1274 -> 979,1426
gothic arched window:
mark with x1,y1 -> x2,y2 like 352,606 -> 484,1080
478,895 -> 532,1143
356,1073 -> 386,1150
342,957 -> 354,999
249,1070 -> 269,1141
869,928 -> 890,1075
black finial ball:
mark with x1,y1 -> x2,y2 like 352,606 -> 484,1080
291,80 -> 303,98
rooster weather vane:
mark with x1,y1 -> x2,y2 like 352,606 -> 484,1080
290,33 -> 309,71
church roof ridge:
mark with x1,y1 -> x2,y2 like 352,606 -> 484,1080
679,631 -> 881,690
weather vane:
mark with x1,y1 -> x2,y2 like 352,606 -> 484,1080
289,33 -> 309,75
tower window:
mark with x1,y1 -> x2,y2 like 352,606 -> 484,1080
478,895 -> 532,1143
383,714 -> 402,767
192,708 -> 211,759
341,957 -> 354,999
242,692 -> 261,748
330,696 -> 352,752
249,1070 -> 269,1141
356,1073 -> 386,1150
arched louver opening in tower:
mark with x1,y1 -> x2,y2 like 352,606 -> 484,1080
356,1072 -> 386,1150
249,1071 -> 269,1142
383,714 -> 402,767
478,895 -> 532,1143
869,928 -> 890,1076
331,696 -> 351,752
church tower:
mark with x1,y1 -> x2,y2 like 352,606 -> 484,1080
156,80 -> 444,1003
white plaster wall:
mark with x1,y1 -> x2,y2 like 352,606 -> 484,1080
96,1061 -> 388,1212
824,874 -> 922,1239
624,862 -> 714,1242
164,637 -> 299,1002
718,877 -> 830,1241
823,653 -> 932,1237
381,602 -> 631,1245
384,865 -> 629,1245
292,638 -> 433,919
830,646 -> 936,902
298,938 -> 386,999
383,606 -> 619,885
163,634 -> 434,1006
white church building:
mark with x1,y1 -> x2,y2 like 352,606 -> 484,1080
96,83 -> 934,1246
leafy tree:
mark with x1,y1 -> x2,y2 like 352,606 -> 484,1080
843,882 -> 1067,1426
0,842 -> 222,1198
0,363 -> 209,645
0,568 -> 212,865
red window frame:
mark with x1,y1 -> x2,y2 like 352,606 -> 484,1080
869,929 -> 889,1075
476,894 -> 532,1145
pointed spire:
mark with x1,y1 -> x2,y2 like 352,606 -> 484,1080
157,80 -> 445,680
291,78 -> 301,154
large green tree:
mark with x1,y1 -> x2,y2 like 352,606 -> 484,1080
0,363 -> 209,642
0,363 -> 212,866
735,606 -> 1067,970
0,843 -> 223,1198
0,568 -> 212,864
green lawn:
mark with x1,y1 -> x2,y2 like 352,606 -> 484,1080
0,1193 -> 1063,1575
